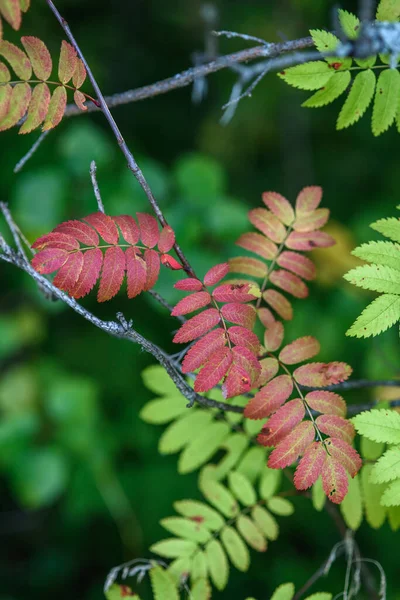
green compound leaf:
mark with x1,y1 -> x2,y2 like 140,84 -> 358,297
150,538 -> 198,558
352,241 -> 400,271
372,69 -> 400,136
160,517 -> 212,544
353,409 -> 400,444
278,61 -> 334,90
174,500 -> 225,530
361,464 -> 387,528
346,294 -> 400,338
168,556 -> 191,583
211,433 -> 249,480
205,539 -> 229,590
337,69 -> 376,130
340,474 -> 363,530
227,471 -> 257,506
382,480 -> 400,506
376,0 -> 400,21
371,217 -> 400,243
236,445 -> 267,483
343,264 -> 400,294
220,525 -> 250,572
178,421 -> 230,474
149,566 -> 179,600
251,505 -> 279,540
371,447 -> 400,483
302,71 -> 351,108
270,582 -> 295,600
200,479 -> 239,518
236,514 -> 267,551
338,9 -> 376,67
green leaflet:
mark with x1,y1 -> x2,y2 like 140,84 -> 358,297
259,466 -> 282,499
371,217 -> 400,243
267,497 -> 295,516
270,583 -> 295,600
205,539 -> 229,590
371,447 -> 400,483
376,0 -> 400,20
361,464 -> 387,528
160,517 -> 212,543
236,514 -> 266,551
178,421 -> 230,473
372,69 -> 400,136
278,61 -> 334,90
150,538 -> 198,558
149,565 -> 179,600
310,29 -> 340,53
200,479 -> 239,518
353,409 -> 400,444
168,557 -> 191,583
158,410 -> 214,454
340,474 -> 363,530
174,499 -> 225,530
142,365 -> 180,395
139,397 -> 187,424
360,437 -> 385,460
220,525 -> 250,571
190,578 -> 211,600
343,264 -> 400,294
381,479 -> 400,506
191,551 -> 208,581
352,241 -> 400,271
388,505 -> 400,530
346,294 -> 400,338
236,445 -> 267,482
312,477 -> 326,511
251,505 -> 279,540
302,71 -> 351,108
228,471 -> 257,506
304,595 -> 332,600
337,69 -> 376,130
338,10 -> 375,67
211,433 -> 249,480
105,584 -> 140,599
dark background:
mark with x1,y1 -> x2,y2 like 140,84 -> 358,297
0,1 -> 399,599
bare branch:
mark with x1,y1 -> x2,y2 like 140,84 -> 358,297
14,131 -> 50,174
90,160 -> 105,213
0,202 -> 30,262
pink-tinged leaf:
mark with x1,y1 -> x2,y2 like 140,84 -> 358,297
143,248 -> 160,291
112,215 -> 140,245
0,0 -> 21,30
53,251 -> 84,292
0,40 -> 31,79
222,363 -> 252,399
194,347 -> 233,392
0,61 -> 10,81
295,186 -> 323,216
263,289 -> 293,321
286,231 -> 335,251
182,328 -> 227,373
84,213 -> 119,245
236,232 -> 278,260
229,256 -> 267,278
174,278 -> 203,292
316,415 -> 355,444
277,251 -> 316,281
58,40 -> 77,84
305,390 -> 347,417
173,308 -> 221,343
293,208 -> 330,232
325,437 -> 362,478
97,246 -> 125,302
248,208 -> 287,243
32,232 -> 79,252
279,336 -> 320,365
158,225 -> 175,253
243,375 -> 293,419
54,219 -> 99,246
321,455 -> 348,504
221,302 -> 256,329
264,321 -> 284,352
125,247 -> 147,298
73,89 -> 87,111
255,357 -> 279,387
258,399 -> 305,447
0,82 -> 31,131
228,325 -> 261,355
203,262 -> 229,286
213,283 -> 259,303
160,254 -> 182,270
294,442 -> 326,490
172,291 -> 212,316
19,82 -> 50,134
72,58 -> 86,88
294,362 -> 352,387
31,248 -> 68,274
268,421 -> 315,469
0,84 -> 12,121
137,212 -> 160,248
42,85 -> 67,131
231,346 -> 261,384
69,247 -> 103,299
20,0 -> 30,12
270,269 -> 308,299
262,191 -> 295,226
258,307 -> 276,328
21,36 -> 52,80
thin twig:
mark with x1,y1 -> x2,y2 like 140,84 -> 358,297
90,160 -> 105,213
0,202 -> 30,262
213,30 -> 270,46
13,131 -> 50,173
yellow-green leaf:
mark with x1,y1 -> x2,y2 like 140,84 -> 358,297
200,479 -> 239,518
267,497 -> 294,516
42,85 -> 67,131
220,525 -> 250,571
302,71 -> 351,108
376,0 -> 400,21
149,565 -> 179,600
178,421 -> 230,474
19,82 -> 50,134
150,538 -> 198,558
340,474 -> 363,530
228,471 -> 257,506
381,479 -> 400,506
0,39 -> 31,79
0,81 -> 30,131
337,69 -> 376,129
278,61 -> 334,90
160,517 -> 212,544
158,411 -> 213,454
361,464 -> 387,528
372,69 -> 400,136
236,514 -> 266,552
205,539 -> 229,590
174,499 -> 225,530
251,505 -> 279,540
270,582 -> 295,600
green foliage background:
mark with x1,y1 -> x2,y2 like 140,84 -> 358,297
0,0 -> 399,598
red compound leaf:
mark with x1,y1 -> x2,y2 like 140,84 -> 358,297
53,251 -> 84,292
295,186 -> 323,216
231,346 -> 261,386
294,362 -> 352,387
305,390 -> 347,417
181,329 -> 227,373
293,208 -> 330,233
221,302 -> 256,329
32,232 -> 79,252
325,437 -> 362,478
158,225 -> 175,253
258,399 -> 305,447
31,247 -> 68,274
244,374 -> 293,419
84,212 -> 119,245
54,219 -> 99,246
279,336 -> 320,365
137,212 -> 160,248
222,363 -> 252,399
174,278 -> 203,291
69,248 -> 103,299
286,231 -> 335,251
277,251 -> 316,281
321,455 -> 348,504
213,283 -> 260,303
228,325 -> 261,355
112,215 -> 140,245
203,262 -> 229,286
236,232 -> 278,260
173,308 -> 221,343
97,246 -> 125,302
264,321 -> 284,352
248,208 -> 287,243
143,249 -> 160,291
193,347 -> 233,393
293,441 -> 326,490
263,290 -> 293,321
316,415 -> 355,444
255,357 -> 280,387
172,291 -> 212,316
270,269 -> 308,299
268,421 -> 315,469
229,256 -> 267,279
125,248 -> 147,299
262,191 -> 295,226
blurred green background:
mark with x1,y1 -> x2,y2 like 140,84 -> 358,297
1,0 -> 399,598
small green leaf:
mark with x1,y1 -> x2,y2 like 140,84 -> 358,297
340,474 -> 363,530
178,421 -> 230,474
361,464 -> 387,528
381,479 -> 400,506
360,437 -> 385,460
304,594 -> 332,600
278,61 -> 334,90
205,539 -> 229,590
236,446 -> 267,483
168,557 -> 191,583
352,241 -> 400,271
105,583 -> 139,599
236,515 -> 266,551
149,565 -> 179,600
270,582 -> 295,600
371,217 -> 400,243
259,467 -> 282,500
372,69 -> 400,136
160,517 -> 212,543
388,505 -> 400,530
310,29 -> 340,52
376,0 -> 400,21
220,525 -> 250,571
346,294 -> 400,338
338,9 -> 360,39
139,397 -> 187,424
191,550 -> 208,581
150,538 -> 198,558
142,365 -> 181,395
312,477 -> 326,511
212,432 -> 249,480
158,411 -> 213,454
200,479 -> 239,518
337,69 -> 376,129
302,71 -> 351,108
228,471 -> 257,506
174,499 -> 225,530
353,409 -> 400,444
267,497 -> 295,516
190,578 -> 212,600
371,447 -> 400,483
251,505 -> 279,540
344,264 -> 400,294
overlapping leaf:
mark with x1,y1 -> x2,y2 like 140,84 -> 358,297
0,0 -> 30,40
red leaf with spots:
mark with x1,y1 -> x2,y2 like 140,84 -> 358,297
98,246 -> 125,302
174,278 -> 203,292
125,248 -> 147,298
295,186 -> 323,216
182,329 -> 227,373
158,225 -> 175,253
264,321 -> 284,352
221,303 -> 256,329
248,208 -> 287,243
53,251 -> 84,292
54,220 -> 99,246
113,215 -> 140,245
305,390 -> 347,417
244,374 -> 293,419
137,212 -> 160,248
258,399 -> 305,447
84,212 -> 119,244
262,191 -> 295,226
228,326 -> 261,355
213,283 -> 259,303
279,336 -> 320,365
69,248 -> 103,299
270,269 -> 308,299
321,455 -> 348,504
294,362 -> 352,387
194,347 -> 233,392
231,346 -> 261,385
172,291 -> 212,316
31,248 -> 68,274
325,437 -> 362,478
143,249 -> 160,291
173,308 -> 221,343
316,415 -> 355,444
203,262 -> 229,286
263,289 -> 293,320
32,232 -> 79,252
236,232 -> 278,260
222,363 -> 252,398
285,231 -> 335,251
268,421 -> 315,469
294,442 -> 326,489
277,251 -> 316,281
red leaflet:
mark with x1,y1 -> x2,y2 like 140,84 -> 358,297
263,289 -> 293,321
270,269 -> 308,299
264,321 -> 284,352
172,291 -> 212,316
295,186 -> 323,215
243,374 -> 293,419
277,251 -> 316,281
31,248 -> 68,274
213,283 -> 259,303
73,90 -> 86,111
32,232 -> 79,252
222,363 -> 252,399
293,442 -> 326,490
321,455 -> 348,504
54,219 -> 99,246
268,421 -> 315,469
158,225 -> 175,253
70,248 -> 103,299
293,208 -> 330,233
258,307 -> 276,328
194,347 -> 233,392
221,303 -> 256,329
73,58 -> 86,88
174,278 -> 203,291
228,326 -> 261,355
112,215 -> 140,245
137,212 -> 160,248
98,246 -> 125,302
248,208 -> 286,243
58,40 -> 77,85
285,231 -> 335,251
143,249 -> 160,291
229,257 -> 267,279
160,254 -> 182,270
255,357 -> 279,387
21,37 -> 52,81
53,251 -> 84,292
293,362 -> 352,387
325,437 -> 362,478
181,329 -> 227,373
316,415 -> 355,444
203,262 -> 229,286
236,232 -> 278,260
125,247 -> 147,299
305,390 -> 347,417
84,212 -> 119,245
231,346 -> 261,385
173,308 -> 221,343
279,336 -> 320,365
262,191 -> 295,226
257,399 -> 305,447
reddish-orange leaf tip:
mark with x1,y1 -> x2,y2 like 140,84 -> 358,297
258,399 -> 304,447
54,219 -> 99,246
143,248 -> 160,291
31,247 -> 68,274
194,347 -> 233,393
174,278 -> 203,291
19,82 -> 51,134
172,291 -> 211,316
244,374 -> 293,419
279,336 -> 320,365
160,254 -> 182,270
295,186 -> 323,216
97,246 -> 125,302
42,85 -> 67,131
137,212 -> 160,248
182,328 -> 227,373
0,0 -> 21,30
173,308 -> 221,344
70,247 -> 103,299
268,421 -> 315,469
248,208 -> 286,243
53,251 -> 84,292
325,437 -> 362,478
316,415 -> 355,444
293,441 -> 326,490
125,248 -> 147,299
112,215 -> 139,245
